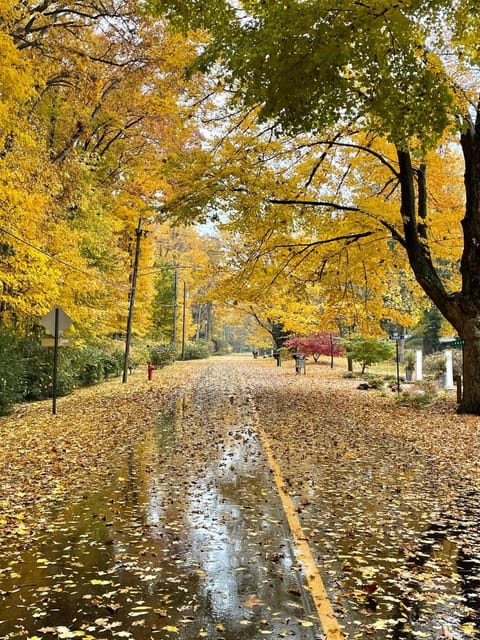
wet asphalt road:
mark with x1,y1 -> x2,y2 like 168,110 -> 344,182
1,356 -> 480,639
0,361 -> 322,640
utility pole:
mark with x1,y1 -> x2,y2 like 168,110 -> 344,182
206,302 -> 212,342
123,217 -> 144,383
172,266 -> 178,353
52,306 -> 60,415
181,281 -> 187,360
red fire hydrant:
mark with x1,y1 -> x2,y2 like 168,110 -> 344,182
147,363 -> 154,381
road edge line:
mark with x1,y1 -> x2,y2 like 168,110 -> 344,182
257,426 -> 345,640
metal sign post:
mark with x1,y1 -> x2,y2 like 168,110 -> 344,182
41,306 -> 73,415
389,333 -> 405,394
52,307 -> 60,415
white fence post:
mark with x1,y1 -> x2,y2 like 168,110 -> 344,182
444,350 -> 455,389
415,350 -> 423,381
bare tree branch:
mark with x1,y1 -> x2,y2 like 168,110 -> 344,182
269,198 -> 361,212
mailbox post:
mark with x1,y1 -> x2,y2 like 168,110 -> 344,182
294,354 -> 306,374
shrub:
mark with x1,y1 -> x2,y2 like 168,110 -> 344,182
398,391 -> 433,408
423,351 -> 462,377
342,336 -> 395,373
0,327 -> 23,415
285,332 -> 343,362
423,353 -> 446,376
397,379 -> 438,408
125,342 -> 150,371
16,334 -> 77,401
22,340 -> 124,399
363,375 -> 386,389
0,332 -> 147,413
182,341 -> 210,360
70,345 -> 108,386
102,347 -> 124,378
148,343 -> 177,367
69,343 -> 126,385
21,335 -> 58,400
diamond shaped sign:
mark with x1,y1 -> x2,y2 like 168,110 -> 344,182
40,306 -> 73,337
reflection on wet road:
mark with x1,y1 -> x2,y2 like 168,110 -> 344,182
0,365 -> 321,639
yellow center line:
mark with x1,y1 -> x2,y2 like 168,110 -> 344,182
257,426 -> 345,640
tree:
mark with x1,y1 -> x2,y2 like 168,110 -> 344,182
0,327 -> 22,414
147,223 -> 218,348
0,1 -> 206,339
167,112 -> 430,345
150,259 -> 177,342
150,0 -> 480,413
285,332 -> 344,363
410,305 -> 444,355
344,336 -> 395,374
207,250 -> 324,349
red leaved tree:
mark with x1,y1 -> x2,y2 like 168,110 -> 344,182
285,333 -> 343,363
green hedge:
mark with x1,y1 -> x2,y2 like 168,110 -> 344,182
21,334 -> 77,401
148,343 -> 177,367
0,330 -> 211,416
0,328 -> 22,415
70,344 -> 124,385
0,329 -> 130,414
182,341 -> 210,360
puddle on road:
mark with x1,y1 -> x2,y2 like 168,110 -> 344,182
0,397 -> 320,639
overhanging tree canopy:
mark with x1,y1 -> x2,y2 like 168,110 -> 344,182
0,1 -> 203,337
149,0 -> 480,413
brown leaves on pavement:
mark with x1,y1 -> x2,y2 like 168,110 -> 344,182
0,361 -> 206,539
1,355 -> 480,639
244,359 -> 480,638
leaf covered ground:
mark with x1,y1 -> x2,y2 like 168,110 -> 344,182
0,361 -> 207,539
1,355 -> 480,639
246,359 -> 480,638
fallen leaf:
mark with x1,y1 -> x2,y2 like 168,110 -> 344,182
242,595 -> 264,607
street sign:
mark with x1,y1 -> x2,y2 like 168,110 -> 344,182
41,338 -> 70,347
450,339 -> 465,347
41,306 -> 73,336
40,307 -> 74,415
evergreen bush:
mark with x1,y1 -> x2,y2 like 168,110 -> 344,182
20,335 -> 56,401
148,343 -> 177,367
0,332 -> 174,415
71,345 -> 108,385
70,343 -> 125,385
0,327 -> 23,415
182,341 -> 210,360
103,347 -> 124,378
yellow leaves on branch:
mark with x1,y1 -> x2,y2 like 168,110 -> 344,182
0,6 -> 206,334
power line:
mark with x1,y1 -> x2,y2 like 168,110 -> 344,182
0,224 -> 131,290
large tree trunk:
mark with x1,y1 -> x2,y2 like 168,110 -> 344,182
396,114 -> 480,413
270,321 -> 290,349
455,113 -> 480,413
459,318 -> 480,413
